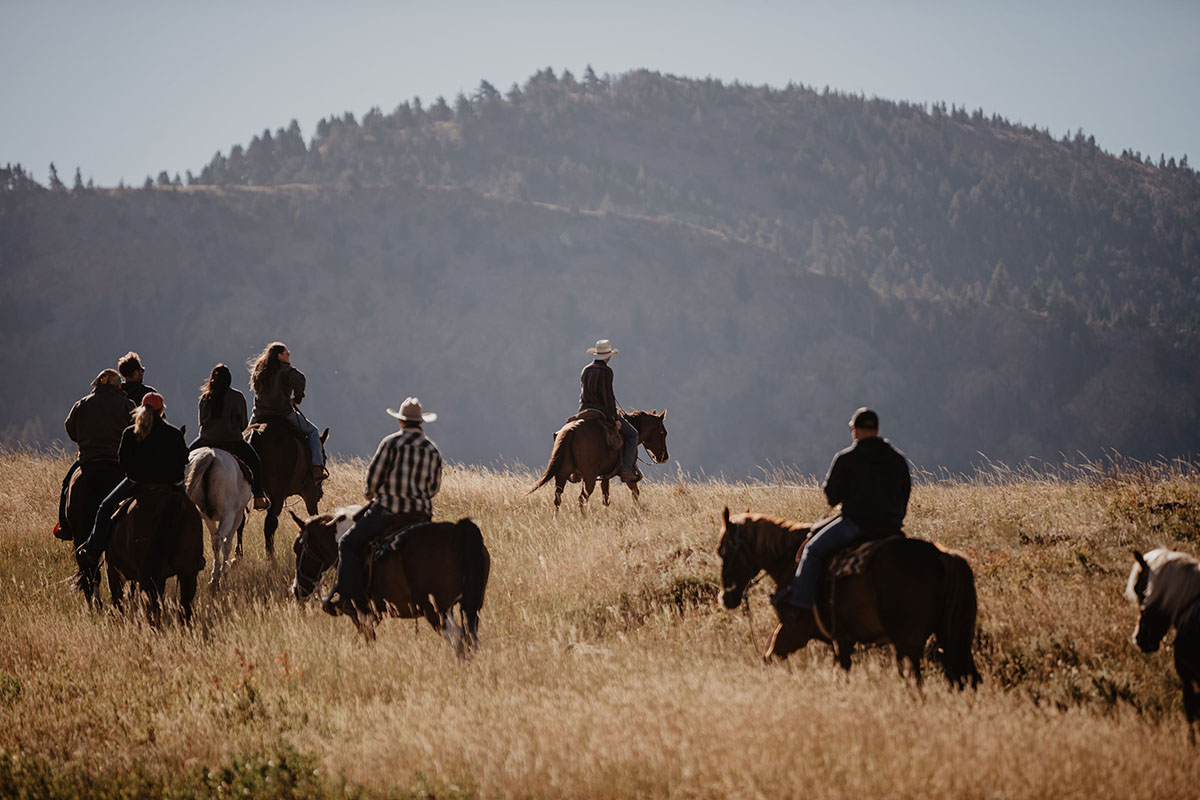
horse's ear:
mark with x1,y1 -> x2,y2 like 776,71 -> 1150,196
660,409 -> 667,419
320,427 -> 330,444
288,510 -> 307,530
722,506 -> 730,525
651,409 -> 658,415
1133,550 -> 1148,570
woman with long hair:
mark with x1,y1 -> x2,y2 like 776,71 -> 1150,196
76,392 -> 189,581
247,342 -> 325,481
191,363 -> 268,509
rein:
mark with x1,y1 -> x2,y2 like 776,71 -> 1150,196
726,525 -> 769,656
294,533 -> 329,591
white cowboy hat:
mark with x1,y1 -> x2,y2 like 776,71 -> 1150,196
386,396 -> 437,423
587,339 -> 619,357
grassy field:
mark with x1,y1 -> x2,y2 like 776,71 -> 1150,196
2,449 -> 1199,798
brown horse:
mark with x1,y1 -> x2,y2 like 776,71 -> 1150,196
717,508 -> 981,689
288,507 -> 490,656
529,409 -> 669,511
245,421 -> 329,558
64,461 -> 125,604
95,485 -> 205,625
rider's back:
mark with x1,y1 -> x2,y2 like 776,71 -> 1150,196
66,385 -> 135,463
119,421 -> 188,484
199,388 -> 249,443
824,437 -> 911,529
251,364 -> 305,422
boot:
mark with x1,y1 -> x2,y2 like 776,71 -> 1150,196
620,466 -> 642,484
253,495 -> 270,510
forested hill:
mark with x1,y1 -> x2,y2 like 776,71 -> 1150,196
188,68 -> 1200,332
2,69 -> 1199,475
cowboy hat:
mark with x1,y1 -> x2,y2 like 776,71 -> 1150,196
387,396 -> 437,423
587,339 -> 619,357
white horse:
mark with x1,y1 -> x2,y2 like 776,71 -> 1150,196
185,447 -> 252,591
1127,548 -> 1200,744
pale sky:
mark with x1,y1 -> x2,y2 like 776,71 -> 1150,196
4,1 -> 1198,187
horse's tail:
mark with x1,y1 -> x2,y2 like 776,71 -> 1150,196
185,448 -> 218,519
457,518 -> 489,637
938,550 -> 982,690
528,427 -> 572,494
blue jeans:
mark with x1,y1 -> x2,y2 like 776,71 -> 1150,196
286,410 -> 323,467
330,504 -> 429,606
788,516 -> 861,608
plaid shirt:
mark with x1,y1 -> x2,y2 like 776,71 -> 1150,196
365,428 -> 443,515
579,359 -> 617,419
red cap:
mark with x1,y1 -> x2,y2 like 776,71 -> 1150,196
141,392 -> 165,411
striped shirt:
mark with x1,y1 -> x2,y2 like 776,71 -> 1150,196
364,428 -> 443,515
579,360 -> 617,419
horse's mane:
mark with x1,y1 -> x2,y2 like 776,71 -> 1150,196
727,512 -> 811,560
1129,548 -> 1200,620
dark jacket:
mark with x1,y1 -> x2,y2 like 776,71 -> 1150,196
121,380 -> 157,404
118,417 -> 189,483
198,388 -> 249,444
823,436 -> 911,529
65,384 -> 135,463
251,364 -> 306,422
579,360 -> 617,420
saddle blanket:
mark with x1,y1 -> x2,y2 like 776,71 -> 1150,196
556,412 -> 623,451
826,538 -> 889,579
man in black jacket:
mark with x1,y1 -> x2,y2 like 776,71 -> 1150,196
118,351 -> 156,404
774,407 -> 911,619
578,339 -> 639,483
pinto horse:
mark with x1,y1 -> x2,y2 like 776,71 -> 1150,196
716,508 -> 980,688
529,409 -> 669,511
1127,548 -> 1200,744
289,507 -> 490,656
245,421 -> 328,558
185,447 -> 252,591
95,485 -> 204,625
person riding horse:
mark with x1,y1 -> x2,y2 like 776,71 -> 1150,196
57,369 -> 135,540
118,351 -> 157,405
322,397 -> 443,617
248,342 -> 325,483
76,392 -> 190,582
579,339 -> 640,484
773,407 -> 912,620
189,363 -> 268,510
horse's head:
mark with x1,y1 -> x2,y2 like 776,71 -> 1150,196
630,409 -> 669,464
1127,549 -> 1175,653
717,507 -> 758,609
289,506 -> 347,602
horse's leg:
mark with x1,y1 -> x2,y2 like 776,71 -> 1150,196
579,477 -> 596,512
233,518 -> 245,563
206,517 -> 224,591
142,579 -> 162,627
463,606 -> 480,651
601,478 -> 611,506
178,571 -> 198,625
107,565 -> 123,613
263,507 -> 279,560
553,476 -> 565,516
439,608 -> 467,657
835,639 -> 854,673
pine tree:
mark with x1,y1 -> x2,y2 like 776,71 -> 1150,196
48,163 -> 65,191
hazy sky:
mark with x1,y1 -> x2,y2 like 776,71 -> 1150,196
4,1 -> 1198,187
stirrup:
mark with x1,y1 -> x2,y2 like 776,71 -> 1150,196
253,496 -> 270,510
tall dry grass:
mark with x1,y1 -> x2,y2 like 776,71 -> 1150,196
2,449 -> 1199,798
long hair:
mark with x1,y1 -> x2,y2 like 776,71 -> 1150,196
249,342 -> 287,394
200,363 -> 232,416
132,405 -> 163,441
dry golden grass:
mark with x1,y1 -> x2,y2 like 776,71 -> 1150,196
2,449 -> 1199,798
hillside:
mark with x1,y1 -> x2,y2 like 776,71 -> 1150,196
3,69 -> 1200,474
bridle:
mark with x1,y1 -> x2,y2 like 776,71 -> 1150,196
293,531 -> 330,594
721,524 -> 767,653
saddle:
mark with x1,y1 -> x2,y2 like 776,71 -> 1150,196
111,483 -> 184,528
558,410 -> 623,451
246,418 -> 307,446
812,534 -> 901,640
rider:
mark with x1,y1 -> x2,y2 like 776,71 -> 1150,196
248,342 -> 325,483
579,339 -> 640,484
117,351 -> 156,405
322,397 -> 442,616
76,392 -> 189,578
773,407 -> 911,621
189,363 -> 269,510
57,369 -> 135,539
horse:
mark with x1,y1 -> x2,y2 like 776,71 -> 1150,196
716,508 -> 981,689
288,507 -> 490,656
529,409 -> 669,512
1127,548 -> 1200,745
63,460 -> 125,605
93,485 -> 205,625
246,421 -> 329,558
184,447 -> 252,591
